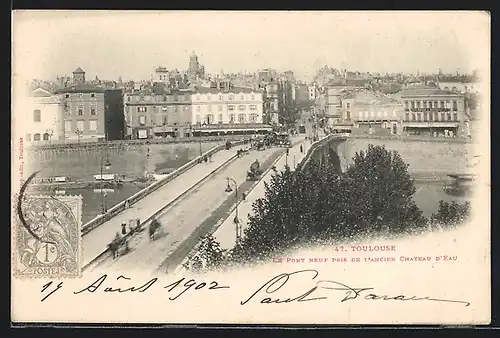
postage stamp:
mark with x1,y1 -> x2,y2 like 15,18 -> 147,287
13,194 -> 83,278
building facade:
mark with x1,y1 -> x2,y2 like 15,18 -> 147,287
124,84 -> 266,139
338,90 -> 404,135
399,87 -> 466,137
24,88 -> 65,142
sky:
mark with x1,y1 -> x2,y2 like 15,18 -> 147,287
12,11 -> 490,83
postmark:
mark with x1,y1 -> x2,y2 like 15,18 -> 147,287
13,192 -> 83,279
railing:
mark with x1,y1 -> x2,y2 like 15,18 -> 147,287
26,135 -> 248,150
296,133 -> 346,172
348,134 -> 472,143
81,140 -> 246,236
82,141 -> 248,270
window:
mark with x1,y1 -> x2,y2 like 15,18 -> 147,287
33,109 -> 41,122
249,113 -> 258,123
207,105 -> 212,112
196,106 -> 201,112
251,94 -> 255,100
90,107 -> 96,115
453,112 -> 458,121
174,95 -> 178,101
238,113 -> 245,123
440,112 -> 445,121
228,105 -> 235,111
138,107 -> 147,113
206,114 -> 214,124
163,96 -> 167,102
229,94 -> 234,100
240,95 -> 244,100
65,94 -> 69,98
207,94 -> 211,101
452,101 -> 458,111
65,121 -> 72,132
26,134 -> 31,141
139,116 -> 146,125
77,120 -> 85,131
219,95 -> 223,101
162,106 -> 168,112
411,113 -> 416,121
196,115 -> 201,124
229,114 -> 235,123
77,93 -> 83,99
155,115 -> 162,126
405,112 -> 410,121
238,105 -> 245,111
417,113 -> 421,122
163,116 -> 167,125
218,105 -> 223,111
346,102 -> 351,109
78,108 -> 83,116
249,104 -> 257,110
89,120 -> 98,131
218,114 -> 223,123
91,93 -> 95,98
196,95 -> 200,101
440,101 -> 445,109
447,113 -> 452,121
346,111 -> 351,121
33,133 -> 41,141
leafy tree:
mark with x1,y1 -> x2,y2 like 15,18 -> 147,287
183,234 -> 227,273
343,144 -> 428,237
430,200 -> 471,229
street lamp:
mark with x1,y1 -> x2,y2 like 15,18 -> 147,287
100,152 -> 112,214
75,129 -> 83,143
190,124 -> 203,157
224,177 -> 241,241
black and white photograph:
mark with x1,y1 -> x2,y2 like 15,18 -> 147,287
11,10 -> 490,325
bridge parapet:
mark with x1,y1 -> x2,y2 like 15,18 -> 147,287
296,134 -> 349,173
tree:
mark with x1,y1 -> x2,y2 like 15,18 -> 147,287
430,200 -> 471,229
343,144 -> 427,237
183,234 -> 227,273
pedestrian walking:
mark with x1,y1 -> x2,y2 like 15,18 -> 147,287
300,144 -> 303,153
121,222 -> 127,235
242,192 -> 247,201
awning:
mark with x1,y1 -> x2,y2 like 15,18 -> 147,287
404,122 -> 459,128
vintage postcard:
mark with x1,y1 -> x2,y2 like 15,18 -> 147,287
11,10 -> 490,325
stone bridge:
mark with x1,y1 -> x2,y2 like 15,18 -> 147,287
299,134 -> 474,176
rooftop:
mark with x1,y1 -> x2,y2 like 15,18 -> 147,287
192,86 -> 262,94
54,83 -> 105,94
399,86 -> 463,97
73,67 -> 85,74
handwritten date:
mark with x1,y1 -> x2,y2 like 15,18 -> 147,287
41,274 -> 229,302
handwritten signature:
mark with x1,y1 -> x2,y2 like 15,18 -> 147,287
40,270 -> 470,308
240,269 -> 470,307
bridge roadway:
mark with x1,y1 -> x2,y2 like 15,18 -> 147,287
88,146 -> 284,273
82,144 -> 248,267
213,137 -> 310,250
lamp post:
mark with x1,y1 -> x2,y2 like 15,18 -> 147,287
190,124 -> 203,157
100,152 -> 112,214
224,177 -> 241,241
75,129 -> 83,143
